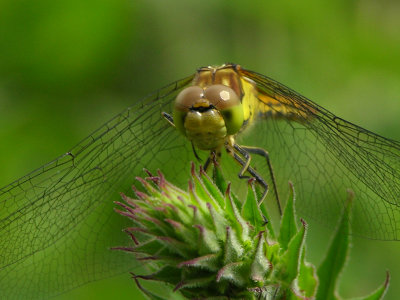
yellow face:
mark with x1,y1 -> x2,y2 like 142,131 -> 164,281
173,84 -> 244,150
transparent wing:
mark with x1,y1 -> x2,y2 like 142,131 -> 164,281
0,74 -> 197,299
3,65 -> 400,299
238,68 -> 400,240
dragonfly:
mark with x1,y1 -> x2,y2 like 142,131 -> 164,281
1,63 -> 400,299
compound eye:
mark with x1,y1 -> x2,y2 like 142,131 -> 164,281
203,84 -> 240,110
204,84 -> 243,135
175,86 -> 204,111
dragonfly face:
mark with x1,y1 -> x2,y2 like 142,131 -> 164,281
172,65 -> 248,151
1,63 -> 400,299
173,84 -> 241,150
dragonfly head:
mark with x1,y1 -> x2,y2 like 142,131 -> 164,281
173,84 -> 244,150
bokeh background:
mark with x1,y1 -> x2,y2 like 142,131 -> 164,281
1,0 -> 400,299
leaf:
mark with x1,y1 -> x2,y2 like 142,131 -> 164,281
225,185 -> 251,242
211,158 -> 227,196
206,202 -> 229,240
296,248 -> 318,298
250,231 -> 271,282
144,266 -> 182,285
178,253 -> 220,272
316,190 -> 353,300
280,219 -> 307,283
223,226 -> 244,264
190,163 -> 213,213
351,271 -> 390,300
241,179 -> 264,230
193,224 -> 221,255
199,166 -> 225,208
174,275 -> 216,291
132,275 -> 171,300
278,182 -> 298,250
259,198 -> 276,239
216,262 -> 247,286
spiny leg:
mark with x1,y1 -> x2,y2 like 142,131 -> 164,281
191,143 -> 201,162
203,152 -> 215,182
162,112 -> 174,126
226,143 -> 269,206
204,150 -> 221,172
203,155 -> 212,171
230,143 -> 282,216
239,145 -> 282,216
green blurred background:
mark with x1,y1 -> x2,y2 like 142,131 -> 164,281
1,0 -> 400,299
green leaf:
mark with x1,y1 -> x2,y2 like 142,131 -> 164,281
280,219 -> 307,283
296,248 -> 318,298
178,253 -> 220,272
223,226 -> 244,264
351,271 -> 390,300
225,184 -> 251,242
211,158 -> 227,196
216,262 -> 247,286
278,182 -> 298,251
155,235 -> 194,258
190,164 -> 214,213
136,176 -> 162,198
199,166 -> 226,208
132,238 -> 165,254
146,266 -> 182,285
266,242 -> 280,263
132,275 -> 171,300
241,179 -> 264,230
316,190 -> 353,300
250,231 -> 271,283
231,192 -> 243,213
206,202 -> 229,240
164,218 -> 197,245
193,224 -> 221,255
288,288 -> 311,300
259,198 -> 276,239
174,275 -> 216,291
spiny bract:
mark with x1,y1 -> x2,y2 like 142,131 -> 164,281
113,163 -> 317,300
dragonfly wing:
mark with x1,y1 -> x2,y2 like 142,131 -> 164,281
0,74 -> 195,299
238,68 -> 400,240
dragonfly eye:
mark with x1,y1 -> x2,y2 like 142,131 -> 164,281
173,86 -> 205,136
175,86 -> 204,111
204,84 -> 244,135
204,84 -> 240,109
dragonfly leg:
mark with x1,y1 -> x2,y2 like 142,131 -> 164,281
239,145 -> 282,216
204,151 -> 221,171
161,112 -> 175,127
203,155 -> 211,171
191,143 -> 202,162
226,143 -> 269,206
233,145 -> 252,180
